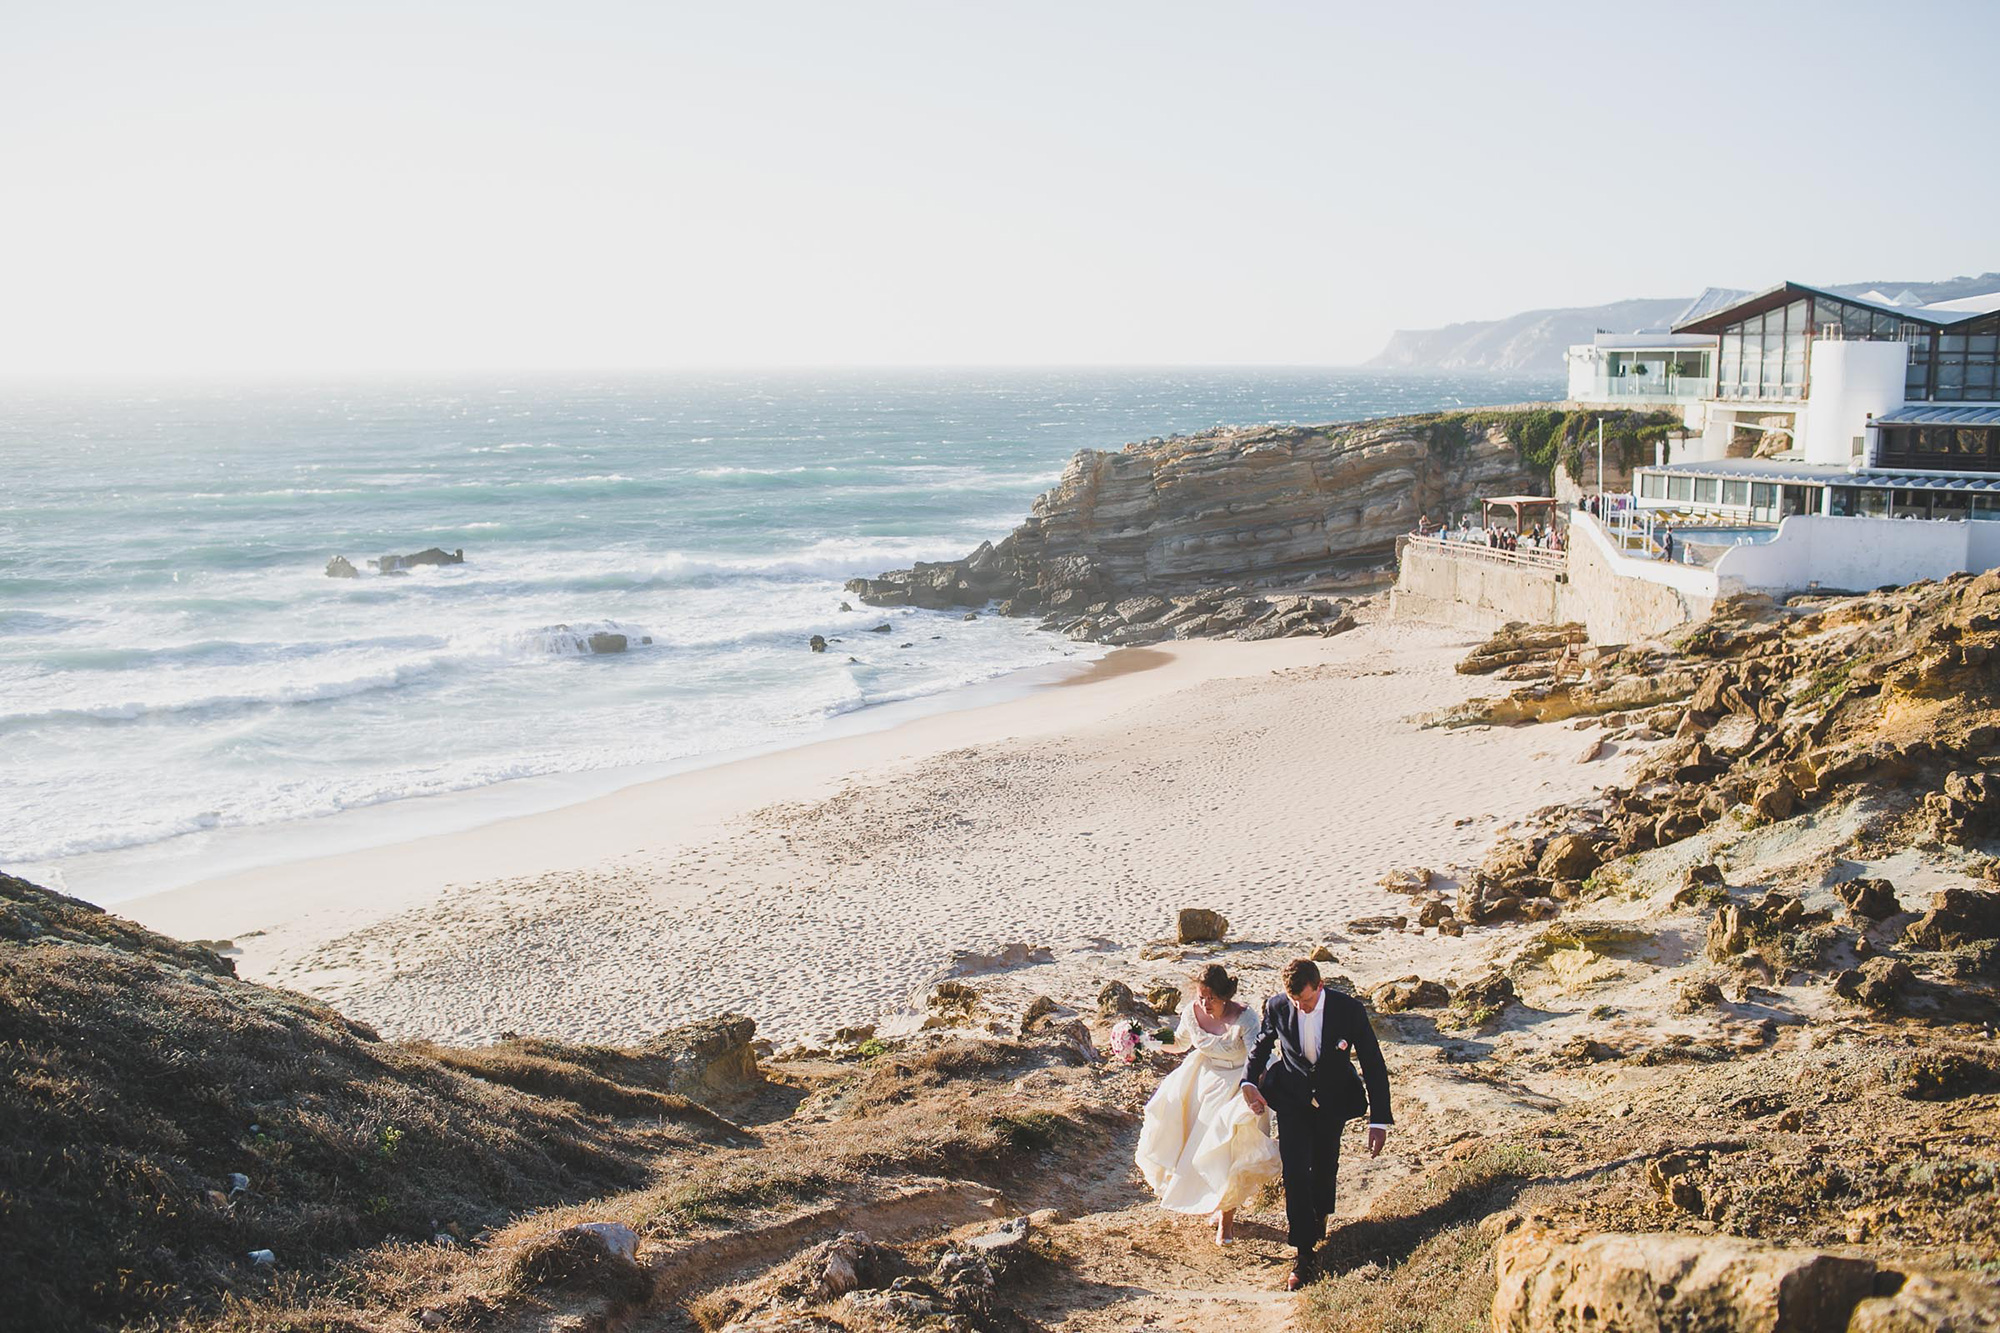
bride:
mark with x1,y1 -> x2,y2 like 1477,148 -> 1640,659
1134,963 -> 1281,1243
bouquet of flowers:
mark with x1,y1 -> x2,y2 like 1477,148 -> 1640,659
1107,1018 -> 1168,1065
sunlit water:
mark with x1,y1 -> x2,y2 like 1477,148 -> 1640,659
0,368 -> 1558,893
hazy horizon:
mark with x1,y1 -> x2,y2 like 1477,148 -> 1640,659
4,0 -> 1996,377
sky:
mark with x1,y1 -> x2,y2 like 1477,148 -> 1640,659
2,0 -> 1996,375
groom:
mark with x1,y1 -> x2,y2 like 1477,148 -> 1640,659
1241,958 -> 1392,1290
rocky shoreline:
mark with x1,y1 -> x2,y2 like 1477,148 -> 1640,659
844,412 -> 1540,646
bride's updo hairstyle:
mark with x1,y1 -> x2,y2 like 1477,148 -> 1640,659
1193,963 -> 1238,1001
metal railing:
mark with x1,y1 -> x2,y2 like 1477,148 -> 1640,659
1406,533 -> 1568,571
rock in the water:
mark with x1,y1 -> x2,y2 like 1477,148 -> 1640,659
370,547 -> 465,574
868,622 -> 893,634
809,635 -> 827,653
324,555 -> 358,578
586,632 -> 628,654
1491,1226 -> 1878,1333
1176,908 -> 1228,943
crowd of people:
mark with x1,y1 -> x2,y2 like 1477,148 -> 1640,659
1412,513 -> 1564,553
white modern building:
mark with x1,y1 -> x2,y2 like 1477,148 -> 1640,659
1564,331 -> 1715,406
1629,281 -> 2000,524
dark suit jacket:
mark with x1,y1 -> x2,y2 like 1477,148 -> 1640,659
1242,990 -> 1393,1125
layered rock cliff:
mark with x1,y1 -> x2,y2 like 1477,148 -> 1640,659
848,414 -> 1543,624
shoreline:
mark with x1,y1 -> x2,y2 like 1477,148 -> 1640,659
34,638 -> 1122,909
120,619 -> 1642,1048
116,637 -> 1257,957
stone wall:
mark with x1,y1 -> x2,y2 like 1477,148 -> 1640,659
1392,517 -> 1717,645
1389,540 -> 1563,633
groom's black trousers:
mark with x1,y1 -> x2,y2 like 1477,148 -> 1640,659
1273,1103 -> 1343,1254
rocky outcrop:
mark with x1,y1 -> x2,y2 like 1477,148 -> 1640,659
639,1013 -> 764,1100
325,555 -> 359,578
1491,1225 -> 1880,1333
371,547 -> 465,574
846,416 -> 1543,629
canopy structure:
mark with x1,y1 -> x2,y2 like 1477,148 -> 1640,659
1481,495 -> 1558,532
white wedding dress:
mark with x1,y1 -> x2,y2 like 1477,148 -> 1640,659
1135,1001 -> 1282,1214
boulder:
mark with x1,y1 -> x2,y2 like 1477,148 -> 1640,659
1095,980 -> 1149,1018
1902,886 -> 2000,950
1848,1272 -> 2000,1333
1491,1227 -> 1879,1333
1537,833 -> 1604,882
1370,977 -> 1449,1013
371,547 -> 465,573
809,1231 -> 880,1299
1176,908 -> 1228,943
638,1013 -> 764,1099
506,1221 -> 648,1302
1346,914 -> 1408,935
1832,877 -> 1900,921
324,555 -> 358,578
868,622 -> 893,634
1833,957 -> 1912,1009
809,635 -> 827,653
586,632 -> 628,654
1144,981 -> 1182,1013
1378,866 -> 1432,894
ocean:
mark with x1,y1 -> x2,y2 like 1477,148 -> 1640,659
0,368 -> 1558,898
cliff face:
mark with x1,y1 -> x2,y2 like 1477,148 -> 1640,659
848,415 -> 1542,617
1367,297 -> 1693,375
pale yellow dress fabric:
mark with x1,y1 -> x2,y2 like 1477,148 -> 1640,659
1134,1002 -> 1282,1213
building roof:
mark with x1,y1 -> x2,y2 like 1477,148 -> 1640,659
1638,457 -> 2000,492
1671,281 -> 1996,335
1876,405 -> 2000,427
1921,291 -> 2000,316
1672,287 -> 1753,326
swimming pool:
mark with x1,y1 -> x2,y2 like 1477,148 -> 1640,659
1670,526 -> 1780,546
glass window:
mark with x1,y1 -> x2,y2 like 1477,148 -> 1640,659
1722,479 -> 1750,506
1667,474 -> 1693,502
1640,472 -> 1666,499
1694,477 -> 1719,503
1855,488 -> 1891,518
1973,494 -> 2000,521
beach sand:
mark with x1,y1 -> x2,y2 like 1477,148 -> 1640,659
124,618 -> 1640,1047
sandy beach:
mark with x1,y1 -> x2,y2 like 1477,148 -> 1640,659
124,616 -> 1639,1047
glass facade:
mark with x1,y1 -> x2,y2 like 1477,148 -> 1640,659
1716,299 -> 1809,399
1875,425 -> 2000,471
1711,290 -> 1999,405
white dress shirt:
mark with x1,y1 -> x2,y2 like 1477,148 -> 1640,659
1296,993 -> 1324,1063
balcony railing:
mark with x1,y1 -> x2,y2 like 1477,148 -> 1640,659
1405,533 -> 1568,572
1581,375 -> 1711,403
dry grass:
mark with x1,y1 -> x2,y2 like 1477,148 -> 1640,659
0,873 -> 668,1333
1301,1144 -> 1551,1333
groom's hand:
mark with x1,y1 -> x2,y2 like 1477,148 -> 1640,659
1367,1127 -> 1387,1157
1241,1085 -> 1267,1114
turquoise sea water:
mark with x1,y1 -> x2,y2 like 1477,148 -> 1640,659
0,368 -> 1558,890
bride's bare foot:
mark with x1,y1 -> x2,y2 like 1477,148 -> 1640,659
1215,1209 -> 1236,1244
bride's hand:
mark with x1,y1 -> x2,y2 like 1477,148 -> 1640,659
1241,1085 -> 1267,1114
